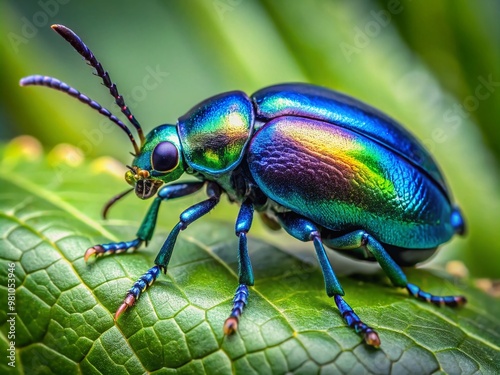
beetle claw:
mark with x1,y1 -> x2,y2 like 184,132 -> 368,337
114,294 -> 136,321
114,302 -> 129,321
84,245 -> 105,262
223,317 -> 238,335
364,331 -> 381,348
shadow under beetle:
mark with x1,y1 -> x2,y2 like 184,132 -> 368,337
20,25 -> 467,347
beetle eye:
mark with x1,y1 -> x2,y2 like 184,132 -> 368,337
151,141 -> 179,172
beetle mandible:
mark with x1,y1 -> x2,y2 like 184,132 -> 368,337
20,25 -> 466,347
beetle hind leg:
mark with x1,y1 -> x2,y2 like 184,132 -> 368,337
324,230 -> 467,308
277,212 -> 381,347
406,283 -> 466,307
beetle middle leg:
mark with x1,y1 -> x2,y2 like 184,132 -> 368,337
276,212 -> 381,347
223,199 -> 255,335
323,230 -> 467,307
114,182 -> 221,320
84,181 -> 205,261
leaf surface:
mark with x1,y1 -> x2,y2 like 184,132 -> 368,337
0,146 -> 499,375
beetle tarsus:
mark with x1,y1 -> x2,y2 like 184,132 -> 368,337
453,296 -> 467,307
84,239 -> 143,262
114,294 -> 136,320
334,295 -> 380,348
114,266 -> 161,320
223,317 -> 239,335
84,245 -> 104,262
406,283 -> 467,308
364,331 -> 381,348
223,284 -> 249,335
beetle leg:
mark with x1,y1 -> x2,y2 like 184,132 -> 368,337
406,283 -> 466,306
114,265 -> 161,320
114,182 -> 221,320
154,182 -> 221,268
224,200 -> 255,335
84,238 -> 143,262
277,213 -> 381,347
85,181 -> 205,262
324,230 -> 467,307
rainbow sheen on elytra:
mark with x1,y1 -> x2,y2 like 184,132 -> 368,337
248,116 -> 454,251
20,24 -> 467,349
253,84 -> 448,195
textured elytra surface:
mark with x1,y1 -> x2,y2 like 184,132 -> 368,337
0,148 -> 499,375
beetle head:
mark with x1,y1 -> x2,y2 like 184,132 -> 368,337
126,125 -> 185,199
19,25 -> 184,212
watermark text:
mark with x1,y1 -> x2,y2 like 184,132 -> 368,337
6,262 -> 16,368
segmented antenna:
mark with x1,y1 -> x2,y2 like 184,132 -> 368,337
20,75 -> 141,155
51,24 -> 145,146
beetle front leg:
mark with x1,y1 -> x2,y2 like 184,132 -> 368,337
324,230 -> 467,307
84,181 -> 205,261
224,200 -> 255,335
114,182 -> 221,320
277,213 -> 381,347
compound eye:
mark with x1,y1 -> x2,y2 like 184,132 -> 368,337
151,141 -> 179,172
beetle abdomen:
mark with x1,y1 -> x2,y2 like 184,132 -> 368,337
247,116 -> 455,249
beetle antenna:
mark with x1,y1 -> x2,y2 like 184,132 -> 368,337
20,75 -> 141,155
51,24 -> 145,146
102,187 -> 134,219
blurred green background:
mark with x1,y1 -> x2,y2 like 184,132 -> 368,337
1,0 -> 499,278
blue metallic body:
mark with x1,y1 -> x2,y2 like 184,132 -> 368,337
248,117 -> 452,246
91,83 -> 468,347
252,83 -> 449,198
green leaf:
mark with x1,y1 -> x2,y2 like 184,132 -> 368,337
1,140 -> 499,375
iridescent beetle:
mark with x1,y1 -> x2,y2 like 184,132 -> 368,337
20,25 -> 466,347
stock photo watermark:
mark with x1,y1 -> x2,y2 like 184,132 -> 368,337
213,0 -> 243,21
397,71 -> 500,152
6,262 -> 16,368
339,0 -> 408,63
431,74 -> 499,145
8,0 -> 71,53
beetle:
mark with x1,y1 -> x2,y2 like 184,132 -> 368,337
20,25 -> 466,347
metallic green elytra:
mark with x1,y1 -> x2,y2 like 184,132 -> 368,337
20,24 -> 467,349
